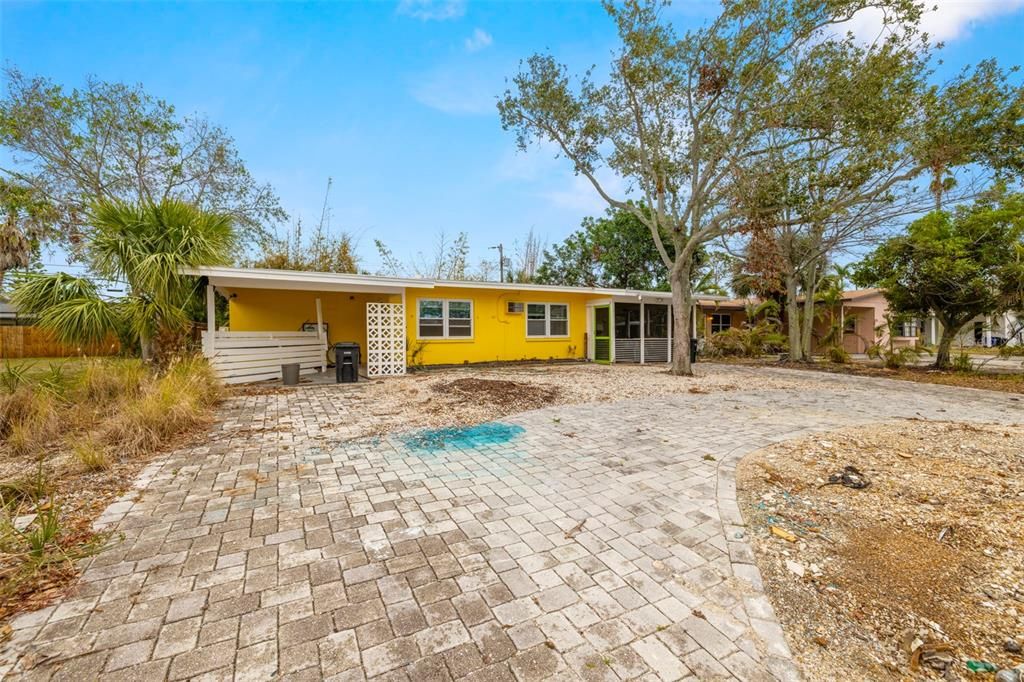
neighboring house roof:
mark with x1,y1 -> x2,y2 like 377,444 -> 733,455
696,297 -> 753,309
696,289 -> 884,310
840,288 -> 883,302
182,266 -> 731,301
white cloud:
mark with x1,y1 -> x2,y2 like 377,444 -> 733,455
396,0 -> 465,21
542,173 -> 628,214
464,28 -> 493,53
842,0 -> 1024,43
411,62 -> 502,115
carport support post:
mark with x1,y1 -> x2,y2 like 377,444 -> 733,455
206,284 -> 216,357
639,300 -> 645,365
316,297 -> 326,373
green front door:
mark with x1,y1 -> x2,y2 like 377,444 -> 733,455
594,305 -> 611,364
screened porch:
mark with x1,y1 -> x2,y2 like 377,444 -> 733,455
588,296 -> 685,364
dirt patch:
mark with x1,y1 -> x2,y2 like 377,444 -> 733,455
737,421 -> 1024,680
431,377 -> 560,411
268,363 -> 824,440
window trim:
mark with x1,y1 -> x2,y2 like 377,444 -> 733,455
525,302 -> 570,339
417,298 -> 474,340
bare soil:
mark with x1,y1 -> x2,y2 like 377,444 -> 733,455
736,421 -> 1024,681
328,363 -> 825,438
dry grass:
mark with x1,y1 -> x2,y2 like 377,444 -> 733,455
0,355 -> 223,622
737,421 -> 1024,680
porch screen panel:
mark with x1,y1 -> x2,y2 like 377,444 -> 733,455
367,302 -> 406,377
644,304 -> 670,362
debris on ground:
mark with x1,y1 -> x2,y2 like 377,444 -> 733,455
822,465 -> 871,489
564,518 -> 587,539
288,363 -> 823,439
431,377 -> 560,411
737,421 -> 1024,680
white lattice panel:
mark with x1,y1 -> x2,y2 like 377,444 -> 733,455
366,302 -> 406,377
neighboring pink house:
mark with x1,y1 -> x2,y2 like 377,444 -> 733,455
696,288 -> 918,354
697,288 -> 1023,354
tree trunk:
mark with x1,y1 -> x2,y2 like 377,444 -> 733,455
800,296 -> 815,359
799,276 -> 819,360
785,274 -> 803,362
669,263 -> 693,376
934,323 -> 959,369
140,330 -> 153,363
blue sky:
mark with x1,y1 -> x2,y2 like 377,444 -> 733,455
2,0 -> 1023,273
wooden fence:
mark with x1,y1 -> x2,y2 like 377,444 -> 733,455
0,325 -> 120,359
202,330 -> 326,384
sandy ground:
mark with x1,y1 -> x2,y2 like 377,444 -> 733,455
269,362 -> 828,438
736,421 -> 1024,681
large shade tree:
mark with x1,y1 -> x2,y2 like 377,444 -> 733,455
498,0 -> 937,374
498,0 -> 1022,374
0,68 -> 284,252
854,185 -> 1024,368
10,199 -> 235,361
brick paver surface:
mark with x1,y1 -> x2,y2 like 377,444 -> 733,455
2,365 -> 1020,680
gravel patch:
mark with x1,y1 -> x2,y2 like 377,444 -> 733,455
736,421 -> 1024,681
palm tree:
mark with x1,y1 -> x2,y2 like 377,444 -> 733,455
11,199 -> 234,360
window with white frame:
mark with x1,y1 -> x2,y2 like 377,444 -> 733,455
900,319 -> 920,337
526,303 -> 569,337
418,299 -> 473,338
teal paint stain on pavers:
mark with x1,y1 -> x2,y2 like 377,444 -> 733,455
399,422 -> 526,454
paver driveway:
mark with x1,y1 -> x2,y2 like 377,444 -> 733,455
2,365 -> 1020,681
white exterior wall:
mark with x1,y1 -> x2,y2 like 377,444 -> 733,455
936,312 -> 1023,348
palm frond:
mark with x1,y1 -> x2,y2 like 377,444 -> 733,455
8,272 -> 101,314
37,297 -> 123,346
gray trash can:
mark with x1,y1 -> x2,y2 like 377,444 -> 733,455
281,363 -> 300,386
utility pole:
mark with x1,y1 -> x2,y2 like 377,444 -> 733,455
490,243 -> 505,282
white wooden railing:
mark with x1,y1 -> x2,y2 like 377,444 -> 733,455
202,331 -> 326,384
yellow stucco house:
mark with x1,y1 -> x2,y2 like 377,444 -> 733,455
186,267 -> 720,383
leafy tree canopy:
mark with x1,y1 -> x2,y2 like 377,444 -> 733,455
536,207 -> 672,290
854,184 -> 1024,367
250,221 -> 360,274
0,178 -> 59,288
0,67 -> 284,253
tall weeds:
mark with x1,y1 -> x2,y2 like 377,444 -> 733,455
101,356 -> 221,456
0,355 -> 221,465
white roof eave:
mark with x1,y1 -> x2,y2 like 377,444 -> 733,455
181,266 -> 730,301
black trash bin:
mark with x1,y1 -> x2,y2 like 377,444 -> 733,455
690,338 -> 698,364
335,342 -> 360,383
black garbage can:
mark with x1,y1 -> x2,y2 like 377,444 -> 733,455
335,342 -> 360,383
690,338 -> 698,364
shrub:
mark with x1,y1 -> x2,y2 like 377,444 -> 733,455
73,437 -> 110,472
102,355 -> 221,456
0,387 -> 59,457
703,320 -> 787,358
866,342 -> 922,369
0,361 -> 33,393
952,352 -> 974,373
79,359 -> 147,404
826,345 -> 851,364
